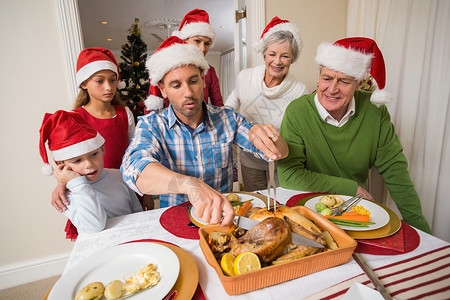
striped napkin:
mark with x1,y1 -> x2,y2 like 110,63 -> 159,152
305,245 -> 450,299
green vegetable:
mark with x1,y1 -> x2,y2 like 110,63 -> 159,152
230,199 -> 253,207
328,218 -> 376,227
320,208 -> 333,216
315,202 -> 327,212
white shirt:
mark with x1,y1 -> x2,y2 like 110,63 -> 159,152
314,94 -> 355,127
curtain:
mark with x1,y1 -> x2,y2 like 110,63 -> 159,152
348,0 -> 450,242
219,50 -> 236,101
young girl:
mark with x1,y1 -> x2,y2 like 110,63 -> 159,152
52,48 -> 151,239
72,47 -> 134,170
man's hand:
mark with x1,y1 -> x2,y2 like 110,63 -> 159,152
136,163 -> 235,226
249,124 -> 289,160
183,177 -> 235,226
357,186 -> 374,201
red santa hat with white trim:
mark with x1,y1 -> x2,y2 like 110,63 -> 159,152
315,37 -> 392,106
39,110 -> 105,175
172,9 -> 216,47
76,47 -> 126,90
254,16 -> 302,62
144,36 -> 210,111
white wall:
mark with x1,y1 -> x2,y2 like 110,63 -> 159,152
0,0 -> 74,289
205,52 -> 221,75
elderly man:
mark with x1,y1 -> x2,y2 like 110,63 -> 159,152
122,36 -> 288,226
278,37 -> 430,233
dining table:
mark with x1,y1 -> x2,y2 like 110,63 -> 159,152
62,187 -> 450,300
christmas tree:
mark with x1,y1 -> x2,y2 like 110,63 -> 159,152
118,18 -> 150,121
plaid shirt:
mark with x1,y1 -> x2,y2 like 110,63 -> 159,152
121,104 -> 265,207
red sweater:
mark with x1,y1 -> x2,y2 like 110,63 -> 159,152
73,106 -> 129,169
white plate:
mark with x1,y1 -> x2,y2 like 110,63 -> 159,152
342,282 -> 385,300
48,242 -> 180,300
304,195 -> 390,231
190,192 -> 267,226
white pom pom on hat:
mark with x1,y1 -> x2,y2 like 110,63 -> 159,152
39,110 -> 105,175
315,37 -> 392,106
41,164 -> 54,176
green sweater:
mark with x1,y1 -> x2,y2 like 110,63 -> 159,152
278,91 -> 431,233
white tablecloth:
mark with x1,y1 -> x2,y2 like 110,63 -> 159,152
64,188 -> 449,299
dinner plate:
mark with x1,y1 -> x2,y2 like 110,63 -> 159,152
189,192 -> 268,226
48,242 -> 180,300
304,195 -> 390,231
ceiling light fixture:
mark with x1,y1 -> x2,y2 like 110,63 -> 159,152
144,18 -> 181,40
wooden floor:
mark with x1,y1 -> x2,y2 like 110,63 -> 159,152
0,275 -> 59,300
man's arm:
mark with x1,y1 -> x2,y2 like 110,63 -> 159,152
136,162 -> 235,225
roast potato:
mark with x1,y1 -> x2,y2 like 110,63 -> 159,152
104,280 -> 124,299
75,282 -> 105,300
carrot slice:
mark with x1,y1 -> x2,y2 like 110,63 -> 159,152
342,211 -> 359,216
326,214 -> 370,222
236,200 -> 252,216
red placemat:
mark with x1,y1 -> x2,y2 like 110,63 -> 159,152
355,221 -> 420,255
122,239 -> 206,300
286,193 -> 325,207
159,202 -> 200,240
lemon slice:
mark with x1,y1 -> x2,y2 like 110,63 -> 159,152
220,253 -> 236,276
233,252 -> 261,275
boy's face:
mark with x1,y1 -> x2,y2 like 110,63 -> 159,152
62,147 -> 105,182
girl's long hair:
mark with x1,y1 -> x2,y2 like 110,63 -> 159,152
73,88 -> 126,109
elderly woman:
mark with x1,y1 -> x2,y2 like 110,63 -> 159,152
225,17 -> 307,191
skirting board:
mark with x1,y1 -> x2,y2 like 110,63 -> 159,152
0,253 -> 70,290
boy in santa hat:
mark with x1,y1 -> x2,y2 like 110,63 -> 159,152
278,37 -> 430,233
122,36 -> 288,226
40,110 -> 142,236
145,9 -> 223,111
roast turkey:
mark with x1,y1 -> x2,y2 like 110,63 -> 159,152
230,217 -> 291,263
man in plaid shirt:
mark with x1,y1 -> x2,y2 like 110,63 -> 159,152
121,37 -> 288,226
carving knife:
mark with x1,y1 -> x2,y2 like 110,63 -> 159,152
353,253 -> 393,299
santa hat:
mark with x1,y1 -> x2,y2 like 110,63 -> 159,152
144,84 -> 165,111
172,9 -> 215,47
76,47 -> 126,89
144,36 -> 209,110
39,110 -> 105,175
254,16 -> 302,62
315,37 -> 392,106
